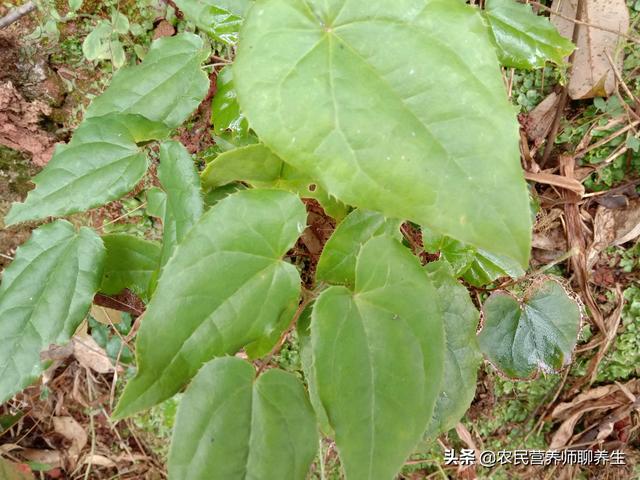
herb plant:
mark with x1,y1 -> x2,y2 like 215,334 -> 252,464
0,1 -> 584,478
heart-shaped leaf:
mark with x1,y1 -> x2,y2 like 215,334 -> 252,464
0,221 -> 105,402
311,236 -> 444,480
234,0 -> 532,266
169,357 -> 318,479
478,279 -> 582,378
113,189 -> 306,418
85,33 -> 209,128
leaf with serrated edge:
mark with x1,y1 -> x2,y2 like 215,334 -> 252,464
85,33 -> 209,128
424,261 -> 481,437
157,141 -> 204,266
235,0 -> 531,266
316,209 -> 401,287
5,114 -> 165,225
202,143 -> 347,219
169,357 -> 318,479
0,221 -> 105,403
100,234 -> 161,299
484,0 -> 574,69
311,236 -> 444,480
478,280 -> 581,379
113,189 -> 306,418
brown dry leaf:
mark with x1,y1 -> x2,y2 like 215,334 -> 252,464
72,334 -> 114,374
153,20 -> 175,39
588,206 -> 616,269
523,92 -> 561,143
524,171 -> 585,197
0,82 -> 56,166
53,416 -> 87,466
83,454 -> 116,468
19,449 -> 62,469
89,305 -> 122,326
612,198 -> 640,245
0,458 -> 34,480
551,0 -> 630,99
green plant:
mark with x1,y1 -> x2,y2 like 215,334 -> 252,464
0,1 -> 585,479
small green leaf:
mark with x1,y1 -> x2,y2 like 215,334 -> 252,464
0,221 -> 105,403
145,187 -> 167,219
85,33 -> 210,128
478,280 -> 582,378
111,10 -> 130,34
311,236 -> 444,480
68,0 -> 83,12
211,67 -> 250,140
110,39 -> 126,69
113,190 -> 306,418
6,114 -> 167,226
462,248 -> 525,287
422,229 -> 477,277
82,21 -> 112,61
424,261 -> 481,437
157,141 -> 204,265
174,1 -> 243,44
235,0 -> 532,266
484,0 -> 575,68
316,209 -> 400,287
169,357 -> 318,479
100,234 -> 161,299
202,143 -> 347,219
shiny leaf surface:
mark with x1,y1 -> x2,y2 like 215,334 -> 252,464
478,280 -> 581,378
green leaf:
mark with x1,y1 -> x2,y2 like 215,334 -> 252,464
311,236 -> 444,480
82,21 -> 112,61
113,189 -> 306,418
169,357 -> 318,479
234,0 -> 532,266
111,10 -> 130,34
0,221 -> 105,403
0,458 -> 35,480
100,234 -> 161,299
202,143 -> 347,219
478,280 -> 582,379
85,33 -> 210,128
174,0 -> 244,44
157,141 -> 204,265
175,0 -> 253,19
5,114 -> 167,226
424,261 -> 481,437
484,0 -> 575,69
211,67 -> 250,140
69,0 -> 83,12
316,209 -> 400,287
110,39 -> 126,69
145,187 -> 167,219
462,248 -> 525,287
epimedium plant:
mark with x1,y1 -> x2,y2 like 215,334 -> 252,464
1,0 -> 582,478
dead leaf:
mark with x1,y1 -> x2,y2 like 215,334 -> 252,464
72,334 -> 114,374
523,92 -> 561,143
53,416 -> 87,466
588,206 -> 616,269
551,0 -> 630,99
83,454 -> 116,468
90,305 -> 122,325
524,171 -> 585,197
19,449 -> 62,469
153,20 -> 175,40
612,198 -> 640,245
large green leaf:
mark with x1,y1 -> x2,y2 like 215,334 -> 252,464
484,0 -> 575,69
113,189 -> 306,418
85,33 -> 209,128
169,357 -> 318,479
234,0 -> 532,266
311,236 -> 444,480
316,209 -> 400,287
0,221 -> 105,403
478,280 -> 581,379
424,261 -> 481,437
202,143 -> 347,219
5,114 -> 166,226
157,141 -> 204,265
100,234 -> 161,299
